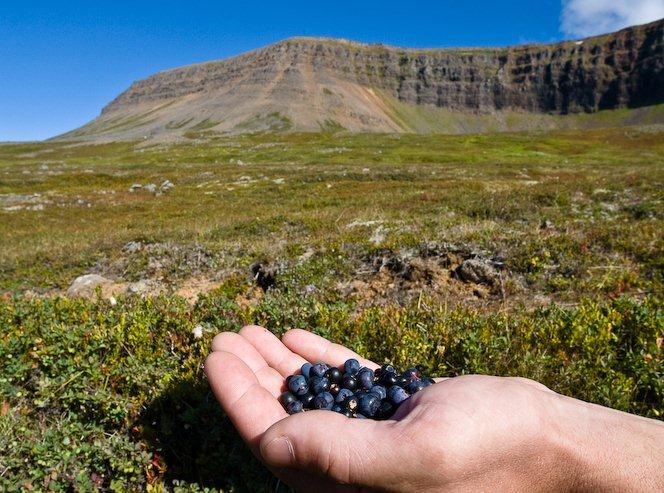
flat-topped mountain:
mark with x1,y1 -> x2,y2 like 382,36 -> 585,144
61,19 -> 664,140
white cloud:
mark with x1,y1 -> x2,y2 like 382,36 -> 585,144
561,0 -> 664,38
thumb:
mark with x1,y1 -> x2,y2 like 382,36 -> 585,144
260,411 -> 408,487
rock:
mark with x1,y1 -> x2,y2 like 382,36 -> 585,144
122,241 -> 143,253
67,274 -> 112,297
129,184 -> 142,192
127,279 -> 153,295
455,258 -> 500,286
160,180 -> 175,191
144,183 -> 157,194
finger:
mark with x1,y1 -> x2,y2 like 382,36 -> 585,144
282,329 -> 379,369
211,331 -> 285,397
204,350 -> 287,456
260,411 -> 409,489
240,325 -> 308,377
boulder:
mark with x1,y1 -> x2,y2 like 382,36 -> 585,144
67,274 -> 112,298
455,258 -> 500,286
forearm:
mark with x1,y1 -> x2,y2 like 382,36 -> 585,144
556,397 -> 664,492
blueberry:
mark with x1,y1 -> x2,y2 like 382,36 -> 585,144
357,393 -> 380,417
313,391 -> 334,410
380,364 -> 396,375
332,405 -> 343,413
310,376 -> 331,394
387,385 -> 409,405
310,363 -> 329,378
395,374 -> 410,388
301,362 -> 313,378
343,358 -> 361,375
279,391 -> 298,408
288,375 -> 309,396
357,368 -> 375,390
369,384 -> 387,400
343,410 -> 354,418
286,400 -> 304,414
335,388 -> 354,403
299,392 -> 315,409
402,367 -> 420,381
406,379 -> 427,394
355,413 -> 367,419
375,400 -> 395,420
341,374 -> 358,391
329,383 -> 340,395
380,371 -> 398,387
343,395 -> 359,413
324,367 -> 342,384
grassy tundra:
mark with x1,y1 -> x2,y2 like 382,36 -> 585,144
0,127 -> 662,490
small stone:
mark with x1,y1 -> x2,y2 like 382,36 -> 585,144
192,324 -> 204,339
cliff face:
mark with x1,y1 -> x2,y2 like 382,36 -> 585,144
64,19 -> 664,140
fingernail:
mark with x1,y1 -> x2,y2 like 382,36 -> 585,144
262,436 -> 295,466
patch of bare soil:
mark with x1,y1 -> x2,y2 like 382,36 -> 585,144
339,243 -> 510,307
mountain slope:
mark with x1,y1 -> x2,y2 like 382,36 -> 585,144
60,18 -> 664,140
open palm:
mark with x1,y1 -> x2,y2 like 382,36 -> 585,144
205,325 -> 575,492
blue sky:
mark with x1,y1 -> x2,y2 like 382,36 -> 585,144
1,0 -> 662,141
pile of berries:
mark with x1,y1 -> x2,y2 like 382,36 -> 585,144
279,359 -> 435,419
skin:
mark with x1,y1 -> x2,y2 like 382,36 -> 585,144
205,326 -> 664,492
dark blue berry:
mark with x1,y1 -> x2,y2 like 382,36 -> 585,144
310,363 -> 329,378
299,392 -> 315,409
406,379 -> 427,394
301,363 -> 313,378
335,388 -> 354,403
343,358 -> 361,375
369,384 -> 387,400
341,374 -> 358,391
388,385 -> 409,405
380,364 -> 396,375
288,375 -> 309,396
332,405 -> 343,413
395,374 -> 410,387
355,413 -> 367,419
286,400 -> 304,414
402,367 -> 420,380
344,395 -> 359,412
279,392 -> 297,407
380,371 -> 398,387
358,393 -> 380,417
375,400 -> 395,419
310,376 -> 331,394
357,368 -> 375,390
313,391 -> 334,410
324,367 -> 342,384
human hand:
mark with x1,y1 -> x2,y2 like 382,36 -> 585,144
205,326 -> 664,492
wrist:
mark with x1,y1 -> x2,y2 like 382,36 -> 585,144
552,395 -> 664,492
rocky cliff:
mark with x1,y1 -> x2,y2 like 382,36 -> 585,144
62,18 -> 664,140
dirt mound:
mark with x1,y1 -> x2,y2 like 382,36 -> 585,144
340,243 -> 508,306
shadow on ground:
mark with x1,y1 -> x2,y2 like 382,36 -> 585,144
138,376 -> 283,491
